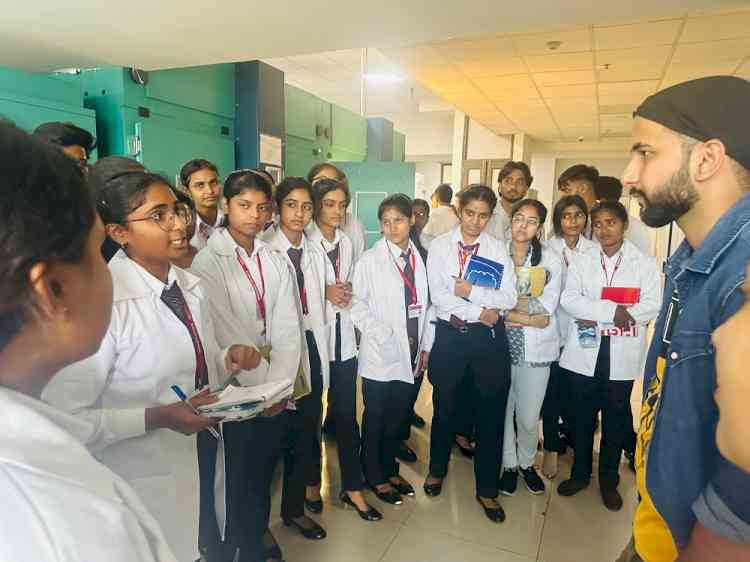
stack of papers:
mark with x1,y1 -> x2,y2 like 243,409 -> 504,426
198,379 -> 293,422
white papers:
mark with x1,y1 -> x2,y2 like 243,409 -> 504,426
198,379 -> 292,422
259,134 -> 282,167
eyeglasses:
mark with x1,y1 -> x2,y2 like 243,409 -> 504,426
125,203 -> 194,232
501,177 -> 528,188
512,215 -> 540,226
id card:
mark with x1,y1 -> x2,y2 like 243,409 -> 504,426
577,324 -> 598,349
408,303 -> 423,319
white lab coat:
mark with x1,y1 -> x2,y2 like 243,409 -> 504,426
190,227 -> 301,388
623,215 -> 653,256
543,235 -> 600,344
420,205 -> 459,248
43,250 -> 240,562
351,238 -> 435,383
342,211 -> 367,262
510,244 -> 564,364
261,225 -> 331,389
306,222 -> 358,362
427,226 -> 518,323
1,387 -> 177,562
191,208 -> 225,251
559,240 -> 662,380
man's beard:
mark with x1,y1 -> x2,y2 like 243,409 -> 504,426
631,161 -> 698,228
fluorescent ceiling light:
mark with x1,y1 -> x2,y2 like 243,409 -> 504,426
365,72 -> 404,84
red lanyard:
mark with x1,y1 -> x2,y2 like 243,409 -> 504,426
236,249 -> 266,325
391,249 -> 418,305
457,243 -> 479,277
181,299 -> 207,385
322,240 -> 341,283
600,252 -> 623,287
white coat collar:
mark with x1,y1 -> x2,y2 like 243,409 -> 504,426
208,226 -> 268,259
110,250 -> 200,302
449,224 -> 487,247
306,221 -> 340,250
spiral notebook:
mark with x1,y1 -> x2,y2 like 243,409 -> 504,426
463,255 -> 505,289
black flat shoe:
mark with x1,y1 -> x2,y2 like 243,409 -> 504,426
475,496 -> 506,523
557,478 -> 590,497
339,492 -> 382,521
455,439 -> 475,458
411,413 -> 426,428
390,478 -> 415,497
396,442 -> 417,463
282,516 -> 327,540
304,497 -> 323,514
370,484 -> 403,505
423,476 -> 443,497
601,487 -> 623,512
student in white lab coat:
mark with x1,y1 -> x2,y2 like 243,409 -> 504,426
540,195 -> 598,479
44,171 -> 262,562
423,184 -> 517,523
261,177 -> 330,540
305,178 -> 381,519
190,170 -> 299,562
557,201 -> 661,512
182,158 -> 224,251
499,200 -> 562,497
307,163 -> 367,261
0,123 -> 177,562
351,194 -> 434,507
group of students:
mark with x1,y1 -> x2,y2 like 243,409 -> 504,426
1,121 -> 659,562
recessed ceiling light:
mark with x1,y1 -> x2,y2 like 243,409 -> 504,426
365,72 -> 404,84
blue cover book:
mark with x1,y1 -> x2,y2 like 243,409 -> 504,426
463,255 -> 504,289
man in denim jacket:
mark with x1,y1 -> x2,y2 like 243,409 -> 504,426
620,76 -> 750,562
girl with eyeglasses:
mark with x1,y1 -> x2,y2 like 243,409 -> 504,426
498,199 -> 562,497
45,171 -> 262,562
540,195 -> 598,479
190,170 -> 300,561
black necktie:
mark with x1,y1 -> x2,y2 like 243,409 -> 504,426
287,247 -> 308,315
161,282 -> 208,389
327,243 -> 342,362
402,249 -> 419,363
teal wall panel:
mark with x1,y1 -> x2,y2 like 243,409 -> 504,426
285,135 -> 318,178
392,131 -> 406,162
285,85 -> 317,141
144,65 -> 235,118
331,104 -> 366,159
334,161 -> 416,247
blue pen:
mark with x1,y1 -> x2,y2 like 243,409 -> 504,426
170,385 -> 220,439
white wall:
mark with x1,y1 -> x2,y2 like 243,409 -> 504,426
466,119 -> 513,160
377,110 -> 454,157
554,157 -> 631,184
414,162 -> 442,200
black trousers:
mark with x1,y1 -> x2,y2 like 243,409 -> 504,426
281,331 -> 324,520
428,321 -> 511,498
361,378 -> 413,486
400,372 -> 424,441
454,369 -> 475,440
542,360 -> 574,454
198,415 -> 285,562
568,337 -> 634,487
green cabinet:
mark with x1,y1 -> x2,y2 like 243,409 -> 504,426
392,131 -> 406,162
330,104 -> 366,162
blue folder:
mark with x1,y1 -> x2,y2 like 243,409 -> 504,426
463,254 -> 504,289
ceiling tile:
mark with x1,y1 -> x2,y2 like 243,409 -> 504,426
661,61 -> 740,88
597,80 -> 659,104
523,52 -> 593,73
600,103 -> 637,115
597,62 -> 667,82
594,19 -> 682,50
457,101 -> 499,113
457,58 -> 527,77
379,45 -> 445,68
539,83 -> 596,98
597,45 -> 672,65
681,12 -> 750,43
532,70 -> 595,86
560,126 -> 599,140
736,60 -> 750,79
512,28 -> 592,55
431,36 -> 517,62
671,38 -> 750,65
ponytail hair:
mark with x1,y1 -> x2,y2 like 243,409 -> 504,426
511,198 -> 548,266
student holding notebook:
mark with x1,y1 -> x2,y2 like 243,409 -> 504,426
423,184 -> 517,523
557,201 -> 661,512
44,171 -> 262,562
190,169 -> 300,561
0,124 -> 177,561
499,199 -> 562,497
351,194 -> 434,508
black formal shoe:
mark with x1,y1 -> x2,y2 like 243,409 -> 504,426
557,478 -> 590,497
601,486 -> 623,512
396,442 -> 417,463
411,413 -> 426,428
263,529 -> 283,561
455,439 -> 475,458
304,496 -> 323,514
475,496 -> 506,523
339,492 -> 382,521
282,516 -> 327,540
370,484 -> 403,505
423,476 -> 443,497
390,478 -> 416,497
